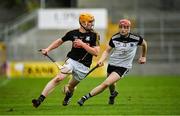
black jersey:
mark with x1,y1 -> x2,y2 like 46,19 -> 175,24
61,29 -> 100,67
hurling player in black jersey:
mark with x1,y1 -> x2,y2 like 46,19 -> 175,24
32,13 -> 100,108
78,19 -> 147,106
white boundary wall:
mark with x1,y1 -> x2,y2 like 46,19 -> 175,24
38,9 -> 108,29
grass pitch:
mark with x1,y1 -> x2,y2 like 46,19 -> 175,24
0,75 -> 180,115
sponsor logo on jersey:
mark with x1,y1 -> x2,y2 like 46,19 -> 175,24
85,36 -> 90,41
73,36 -> 78,39
130,43 -> 134,47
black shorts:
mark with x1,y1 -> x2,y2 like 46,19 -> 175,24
107,64 -> 129,77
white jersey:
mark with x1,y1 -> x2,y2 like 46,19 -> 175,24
108,33 -> 143,69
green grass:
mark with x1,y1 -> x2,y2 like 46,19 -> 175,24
0,75 -> 180,115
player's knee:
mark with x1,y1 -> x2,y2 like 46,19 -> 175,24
54,78 -> 60,83
101,82 -> 110,89
54,76 -> 64,83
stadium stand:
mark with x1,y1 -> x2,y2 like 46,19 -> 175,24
1,0 -> 180,75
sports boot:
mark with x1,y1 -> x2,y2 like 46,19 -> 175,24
32,99 -> 41,108
77,96 -> 86,106
62,92 -> 73,106
108,91 -> 119,105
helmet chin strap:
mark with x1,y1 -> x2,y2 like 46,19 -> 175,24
79,21 -> 92,32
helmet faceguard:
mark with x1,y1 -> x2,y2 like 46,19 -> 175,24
79,13 -> 95,31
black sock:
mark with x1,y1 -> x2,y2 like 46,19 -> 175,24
110,91 -> 116,95
66,91 -> 73,97
38,95 -> 46,102
83,93 -> 92,100
109,85 -> 115,95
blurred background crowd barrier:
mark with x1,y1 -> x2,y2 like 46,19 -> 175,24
0,0 -> 180,77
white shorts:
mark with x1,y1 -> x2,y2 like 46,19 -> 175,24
63,58 -> 90,81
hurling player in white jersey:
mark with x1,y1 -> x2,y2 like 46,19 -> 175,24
78,19 -> 147,106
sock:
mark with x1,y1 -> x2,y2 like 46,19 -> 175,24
110,90 -> 116,95
83,93 -> 92,100
38,95 -> 46,102
66,91 -> 73,97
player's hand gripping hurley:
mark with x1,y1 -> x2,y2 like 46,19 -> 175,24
39,49 -> 99,77
38,49 -> 63,70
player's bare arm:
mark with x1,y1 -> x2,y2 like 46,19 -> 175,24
138,39 -> 147,64
73,39 -> 100,56
98,45 -> 113,67
41,39 -> 64,55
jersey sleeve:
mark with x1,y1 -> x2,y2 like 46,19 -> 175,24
109,38 -> 115,48
61,31 -> 72,42
137,36 -> 143,45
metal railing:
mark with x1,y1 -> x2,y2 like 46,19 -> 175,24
0,10 -> 38,41
0,9 -> 180,63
